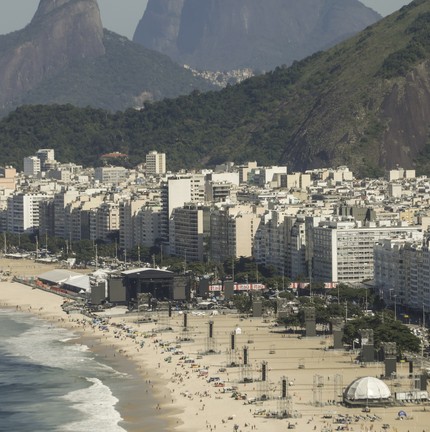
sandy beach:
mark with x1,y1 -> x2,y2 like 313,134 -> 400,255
0,258 -> 429,432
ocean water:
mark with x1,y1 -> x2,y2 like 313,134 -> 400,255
0,309 -> 131,432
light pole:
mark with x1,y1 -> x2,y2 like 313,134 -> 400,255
394,294 -> 397,321
389,288 -> 396,320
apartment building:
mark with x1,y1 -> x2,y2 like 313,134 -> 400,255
119,197 -> 148,250
254,209 -> 289,274
160,177 -> 194,245
254,209 -> 321,279
0,166 -> 17,190
210,204 -> 263,262
312,219 -> 422,283
23,156 -> 41,177
7,192 -> 47,234
135,204 -> 162,248
89,202 -> 120,242
36,149 -> 55,170
53,190 -> 80,238
146,151 -> 166,175
374,235 -> 429,314
169,203 -> 208,262
94,166 -> 127,184
64,194 -> 104,241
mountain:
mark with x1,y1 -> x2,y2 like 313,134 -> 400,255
133,0 -> 381,72
0,0 -> 213,115
1,0 -> 430,177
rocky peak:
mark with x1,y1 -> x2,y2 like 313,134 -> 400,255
34,0 -> 75,18
133,0 -> 381,71
30,0 -> 105,58
133,0 -> 185,59
0,0 -> 105,109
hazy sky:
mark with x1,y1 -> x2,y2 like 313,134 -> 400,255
0,0 -> 413,40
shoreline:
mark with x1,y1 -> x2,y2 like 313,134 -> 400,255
0,280 -> 179,432
69,332 -> 177,432
0,258 -> 429,432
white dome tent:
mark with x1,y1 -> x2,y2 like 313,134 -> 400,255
343,376 -> 392,407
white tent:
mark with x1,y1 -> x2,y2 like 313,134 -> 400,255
63,275 -> 91,293
344,376 -> 391,401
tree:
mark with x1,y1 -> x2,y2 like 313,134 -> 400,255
72,240 -> 95,265
343,312 -> 421,355
279,314 -> 301,332
232,294 -> 252,314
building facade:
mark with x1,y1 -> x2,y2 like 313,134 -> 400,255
374,235 -> 429,314
210,205 -> 262,262
169,204 -> 208,262
146,151 -> 166,175
312,220 -> 422,283
7,193 -> 47,234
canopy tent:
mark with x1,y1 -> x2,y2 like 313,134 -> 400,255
38,270 -> 90,293
344,376 -> 392,407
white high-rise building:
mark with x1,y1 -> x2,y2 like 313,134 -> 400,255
312,219 -> 422,283
36,149 -> 55,170
146,151 -> 166,175
23,156 -> 41,176
210,204 -> 263,262
53,190 -> 80,238
374,235 -> 428,314
89,202 -> 120,242
254,209 -> 289,273
136,205 -> 162,248
7,193 -> 47,234
160,177 -> 192,245
119,198 -> 148,250
170,204 -> 206,262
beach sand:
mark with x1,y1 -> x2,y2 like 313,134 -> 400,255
0,258 -> 429,432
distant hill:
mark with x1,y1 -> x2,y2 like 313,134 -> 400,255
133,0 -> 381,72
0,0 -> 213,115
1,0 -> 430,177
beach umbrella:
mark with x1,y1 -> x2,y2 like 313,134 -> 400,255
398,410 -> 407,417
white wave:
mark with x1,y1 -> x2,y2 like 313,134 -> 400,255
60,377 -> 126,432
3,317 -> 96,370
68,343 -> 90,352
60,337 -> 80,343
2,312 -> 129,378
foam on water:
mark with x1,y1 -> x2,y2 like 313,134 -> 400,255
5,323 -> 93,370
3,313 -> 129,377
0,310 -> 130,432
60,377 -> 126,432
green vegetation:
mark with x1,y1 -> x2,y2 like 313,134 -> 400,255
343,313 -> 421,355
1,1 -> 430,174
379,12 -> 430,78
232,294 -> 253,314
275,288 -> 420,356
